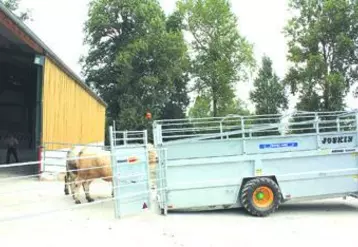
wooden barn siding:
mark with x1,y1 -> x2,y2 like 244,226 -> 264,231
42,57 -> 105,150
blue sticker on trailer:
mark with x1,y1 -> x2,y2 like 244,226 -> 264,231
259,142 -> 298,149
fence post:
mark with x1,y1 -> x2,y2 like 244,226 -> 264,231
315,113 -> 320,150
241,117 -> 246,154
38,145 -> 43,176
355,113 -> 358,146
109,126 -> 120,219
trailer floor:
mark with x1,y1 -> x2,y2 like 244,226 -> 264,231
0,177 -> 357,247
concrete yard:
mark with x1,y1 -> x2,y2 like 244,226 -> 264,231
0,176 -> 357,247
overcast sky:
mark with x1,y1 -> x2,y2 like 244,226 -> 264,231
17,0 -> 358,111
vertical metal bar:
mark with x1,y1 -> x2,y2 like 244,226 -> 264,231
144,130 -> 148,146
38,144 -> 44,175
220,122 -> 223,139
163,147 -> 168,215
241,117 -> 246,154
124,131 -> 127,146
157,124 -> 163,145
315,114 -> 320,149
35,63 -> 43,173
337,117 -> 340,132
109,126 -> 120,218
152,123 -> 156,145
355,113 -> 358,147
143,131 -> 151,209
157,148 -> 163,210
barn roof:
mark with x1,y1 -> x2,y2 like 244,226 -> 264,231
0,2 -> 107,107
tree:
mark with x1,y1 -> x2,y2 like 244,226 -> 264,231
188,95 -> 211,118
81,0 -> 191,132
160,11 -> 191,120
188,94 -> 250,118
1,0 -> 32,22
178,0 -> 255,117
217,97 -> 250,117
250,55 -> 288,115
284,0 -> 358,112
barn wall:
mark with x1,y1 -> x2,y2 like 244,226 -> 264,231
42,57 -> 106,150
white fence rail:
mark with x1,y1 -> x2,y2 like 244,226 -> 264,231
0,141 -> 159,223
0,156 -> 112,223
40,141 -> 107,175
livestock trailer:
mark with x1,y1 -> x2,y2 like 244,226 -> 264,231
152,111 -> 358,217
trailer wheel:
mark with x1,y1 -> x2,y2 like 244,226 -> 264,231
240,177 -> 281,217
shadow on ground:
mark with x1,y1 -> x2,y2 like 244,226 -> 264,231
165,200 -> 358,217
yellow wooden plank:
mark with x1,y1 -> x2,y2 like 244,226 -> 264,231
42,57 -> 106,150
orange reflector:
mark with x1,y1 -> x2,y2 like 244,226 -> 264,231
127,156 -> 138,163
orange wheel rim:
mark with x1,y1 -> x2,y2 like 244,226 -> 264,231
252,186 -> 274,208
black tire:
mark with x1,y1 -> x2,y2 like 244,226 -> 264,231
240,177 -> 282,217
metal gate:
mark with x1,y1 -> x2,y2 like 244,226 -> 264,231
109,127 -> 151,218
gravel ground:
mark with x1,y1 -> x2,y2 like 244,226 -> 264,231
0,174 -> 357,247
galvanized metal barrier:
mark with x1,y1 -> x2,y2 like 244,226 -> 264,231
109,127 -> 153,218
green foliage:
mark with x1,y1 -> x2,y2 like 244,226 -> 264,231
284,0 -> 358,111
1,0 -> 32,22
217,97 -> 251,117
177,0 -> 255,117
250,55 -> 288,115
81,0 -> 191,133
188,94 -> 250,118
188,95 -> 211,118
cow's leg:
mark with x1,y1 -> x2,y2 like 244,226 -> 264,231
73,177 -> 82,204
111,181 -> 114,198
83,180 -> 94,203
68,173 -> 77,200
64,173 -> 70,195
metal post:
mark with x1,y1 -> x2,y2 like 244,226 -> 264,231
152,122 -> 157,146
156,124 -> 163,145
144,130 -> 148,146
355,113 -> 358,147
38,145 -> 43,176
315,114 -> 320,149
337,117 -> 340,132
241,117 -> 246,154
109,126 -> 120,218
35,61 -> 44,174
143,129 -> 151,209
163,148 -> 168,215
124,131 -> 127,146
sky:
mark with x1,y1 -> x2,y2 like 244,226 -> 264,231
17,0 -> 358,111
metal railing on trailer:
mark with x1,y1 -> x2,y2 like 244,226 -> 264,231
152,110 -> 358,217
153,110 -> 357,145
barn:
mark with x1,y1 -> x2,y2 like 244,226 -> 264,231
0,3 -> 107,175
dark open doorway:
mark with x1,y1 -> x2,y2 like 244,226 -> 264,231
0,14 -> 41,176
